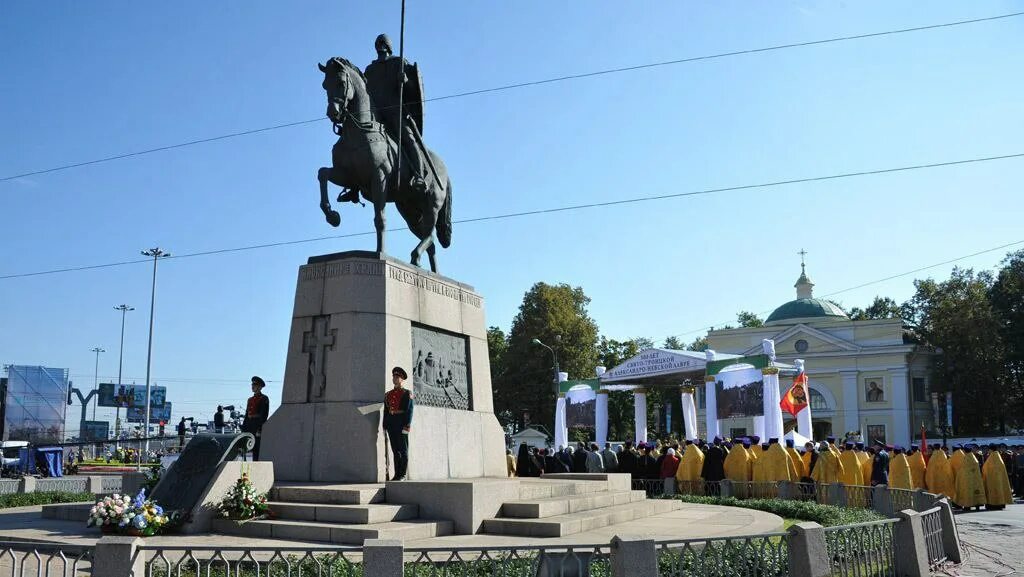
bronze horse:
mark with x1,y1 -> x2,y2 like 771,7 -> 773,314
317,57 -> 452,272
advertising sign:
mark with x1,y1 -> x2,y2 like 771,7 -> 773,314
98,383 -> 166,409
81,420 -> 110,441
127,402 -> 172,424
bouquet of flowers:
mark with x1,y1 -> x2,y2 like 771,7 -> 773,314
87,489 -> 170,536
217,471 -> 269,520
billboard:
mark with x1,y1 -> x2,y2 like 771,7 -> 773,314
715,366 -> 765,420
81,420 -> 110,441
127,402 -> 172,424
98,383 -> 166,409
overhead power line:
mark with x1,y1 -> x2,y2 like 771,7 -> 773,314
669,238 -> 1024,339
2,11 -> 1021,183
2,150 -> 1022,281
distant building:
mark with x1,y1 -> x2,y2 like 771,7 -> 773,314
701,263 -> 933,447
2,365 -> 70,444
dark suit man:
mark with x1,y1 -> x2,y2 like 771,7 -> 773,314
242,376 -> 270,460
383,366 -> 414,480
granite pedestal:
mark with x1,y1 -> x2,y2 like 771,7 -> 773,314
260,251 -> 505,482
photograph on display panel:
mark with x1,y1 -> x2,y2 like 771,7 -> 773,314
715,366 -> 765,420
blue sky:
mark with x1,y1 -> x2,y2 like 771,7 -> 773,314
2,1 -> 1023,434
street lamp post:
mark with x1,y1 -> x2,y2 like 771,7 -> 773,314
141,248 -> 170,463
531,336 -> 561,394
113,304 -> 134,445
90,347 -> 105,422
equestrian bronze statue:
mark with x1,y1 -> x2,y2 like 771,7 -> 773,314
317,35 -> 452,272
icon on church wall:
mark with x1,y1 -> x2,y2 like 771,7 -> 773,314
865,379 -> 885,402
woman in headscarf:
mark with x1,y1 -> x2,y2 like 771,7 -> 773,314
515,443 -> 541,477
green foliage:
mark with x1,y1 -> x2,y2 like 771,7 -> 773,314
848,296 -> 903,321
990,249 -> 1024,424
736,311 -> 764,328
663,335 -> 685,350
903,266 -> 1011,434
494,282 -> 600,432
672,495 -> 886,527
597,336 -> 651,441
687,336 -> 709,352
0,491 -> 93,509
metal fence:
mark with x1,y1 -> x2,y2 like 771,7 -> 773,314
657,533 -> 790,577
920,507 -> 947,569
0,541 -> 92,577
822,520 -> 898,577
138,546 -> 362,576
405,544 -> 607,577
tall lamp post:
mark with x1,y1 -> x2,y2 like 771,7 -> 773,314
531,337 -> 561,394
113,304 -> 134,444
141,248 -> 170,461
90,346 -> 104,422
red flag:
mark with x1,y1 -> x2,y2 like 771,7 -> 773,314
780,371 -> 809,417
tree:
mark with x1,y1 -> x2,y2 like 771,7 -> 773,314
663,336 -> 685,350
487,326 -> 515,429
736,311 -> 764,328
903,267 -> 1008,435
989,249 -> 1024,429
687,336 -> 709,352
497,283 -> 600,435
848,296 -> 903,321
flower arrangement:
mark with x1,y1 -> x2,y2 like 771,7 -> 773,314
217,471 -> 269,520
86,489 -> 170,536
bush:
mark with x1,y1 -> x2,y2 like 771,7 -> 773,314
0,491 -> 94,509
673,495 -> 886,526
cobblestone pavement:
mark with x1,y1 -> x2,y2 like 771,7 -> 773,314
934,503 -> 1024,577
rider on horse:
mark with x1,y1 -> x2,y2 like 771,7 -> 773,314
339,34 -> 429,204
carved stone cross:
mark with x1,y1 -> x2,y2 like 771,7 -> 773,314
302,315 -> 337,401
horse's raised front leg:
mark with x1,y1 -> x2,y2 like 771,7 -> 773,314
318,167 -> 341,227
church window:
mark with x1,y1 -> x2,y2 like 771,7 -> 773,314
809,388 -> 829,411
794,339 -> 809,353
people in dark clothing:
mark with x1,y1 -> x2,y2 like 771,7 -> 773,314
545,449 -> 569,474
176,418 -> 187,449
515,443 -> 541,477
701,437 -> 728,493
619,441 -> 637,478
241,376 -> 271,460
213,406 -> 225,433
638,444 -> 659,480
572,443 -> 589,473
602,443 -> 619,473
557,447 -> 573,471
871,442 -> 890,486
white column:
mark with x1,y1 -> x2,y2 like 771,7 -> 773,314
554,394 -> 567,449
680,387 -> 698,441
889,368 -> 911,446
753,416 -> 765,441
595,390 -> 609,447
762,368 -> 785,440
704,376 -> 719,440
594,366 -> 608,447
633,387 -> 648,444
840,370 -> 860,435
795,359 -> 813,439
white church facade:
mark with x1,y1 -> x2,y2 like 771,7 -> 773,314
699,264 -> 934,447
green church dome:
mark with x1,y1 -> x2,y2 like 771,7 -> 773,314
766,298 -> 849,324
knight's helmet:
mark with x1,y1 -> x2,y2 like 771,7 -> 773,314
375,34 -> 393,56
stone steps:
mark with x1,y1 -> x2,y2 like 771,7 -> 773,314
502,490 -> 648,518
516,479 -> 616,500
212,517 -> 453,545
482,499 -> 682,538
271,483 -> 385,505
267,502 -> 419,524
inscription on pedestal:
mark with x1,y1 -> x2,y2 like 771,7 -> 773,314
302,315 -> 337,402
411,324 -> 471,410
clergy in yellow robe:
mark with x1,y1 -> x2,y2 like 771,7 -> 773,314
888,448 -> 913,490
949,447 -> 966,483
801,443 -> 815,479
723,443 -> 751,482
924,449 -> 954,499
839,444 -> 865,486
856,444 -> 872,485
811,442 -> 844,485
763,441 -> 794,482
981,447 -> 1012,509
954,450 -> 986,509
907,448 -> 927,490
785,440 -> 806,478
747,442 -> 760,480
752,445 -> 770,482
675,442 -> 705,484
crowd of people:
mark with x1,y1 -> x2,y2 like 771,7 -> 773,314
508,436 -> 1021,511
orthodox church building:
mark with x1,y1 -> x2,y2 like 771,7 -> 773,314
700,262 -> 934,447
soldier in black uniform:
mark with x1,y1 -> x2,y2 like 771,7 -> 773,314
383,366 -> 414,480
